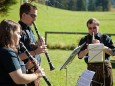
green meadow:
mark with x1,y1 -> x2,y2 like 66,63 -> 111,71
0,1 -> 115,86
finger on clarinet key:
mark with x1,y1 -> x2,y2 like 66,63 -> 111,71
37,37 -> 45,46
34,45 -> 45,54
26,60 -> 36,69
40,37 -> 45,45
35,67 -> 45,78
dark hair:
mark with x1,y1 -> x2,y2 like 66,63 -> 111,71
86,18 -> 100,27
19,3 -> 37,18
0,19 -> 20,50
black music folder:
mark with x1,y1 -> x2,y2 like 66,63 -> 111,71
60,42 -> 86,70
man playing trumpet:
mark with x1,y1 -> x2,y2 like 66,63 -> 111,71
78,18 -> 115,86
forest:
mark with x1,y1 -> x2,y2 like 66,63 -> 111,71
46,0 -> 114,11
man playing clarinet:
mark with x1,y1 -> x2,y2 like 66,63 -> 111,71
18,3 -> 47,86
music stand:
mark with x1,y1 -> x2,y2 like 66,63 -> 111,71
59,42 -> 86,86
60,42 -> 86,70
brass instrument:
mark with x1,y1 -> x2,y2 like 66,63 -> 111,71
92,32 -> 95,42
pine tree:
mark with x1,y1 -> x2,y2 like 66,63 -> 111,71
95,0 -> 111,11
88,0 -> 96,11
76,0 -> 86,11
0,0 -> 17,15
67,0 -> 74,10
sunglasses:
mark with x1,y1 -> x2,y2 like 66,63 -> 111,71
28,13 -> 37,18
88,27 -> 97,30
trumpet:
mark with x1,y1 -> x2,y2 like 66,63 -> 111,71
92,32 -> 95,41
33,22 -> 55,71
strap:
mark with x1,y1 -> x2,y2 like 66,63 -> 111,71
24,29 -> 31,43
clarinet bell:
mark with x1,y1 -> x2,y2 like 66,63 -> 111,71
49,63 -> 55,71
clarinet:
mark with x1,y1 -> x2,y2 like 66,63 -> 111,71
33,22 -> 55,71
20,42 -> 52,86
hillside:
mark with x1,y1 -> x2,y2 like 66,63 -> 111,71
1,1 -> 115,32
0,1 -> 115,86
0,1 -> 115,47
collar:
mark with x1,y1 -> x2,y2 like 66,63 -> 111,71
96,32 -> 102,38
88,32 -> 102,38
19,21 -> 30,30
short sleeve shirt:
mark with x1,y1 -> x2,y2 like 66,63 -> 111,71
0,47 -> 27,86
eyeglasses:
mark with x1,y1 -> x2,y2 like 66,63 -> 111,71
28,13 -> 37,18
88,27 -> 97,30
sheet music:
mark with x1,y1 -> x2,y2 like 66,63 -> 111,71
88,43 -> 104,63
76,70 -> 95,86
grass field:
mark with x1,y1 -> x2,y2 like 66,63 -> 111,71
0,1 -> 115,86
40,49 -> 87,86
40,50 -> 115,86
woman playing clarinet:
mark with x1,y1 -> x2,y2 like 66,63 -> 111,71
0,19 -> 44,86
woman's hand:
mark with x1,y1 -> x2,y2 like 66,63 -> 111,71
26,58 -> 39,70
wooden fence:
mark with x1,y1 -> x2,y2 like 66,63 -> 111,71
45,31 -> 115,44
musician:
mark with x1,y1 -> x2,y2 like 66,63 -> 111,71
18,3 -> 48,86
0,19 -> 44,86
78,18 -> 114,86
18,3 -> 47,62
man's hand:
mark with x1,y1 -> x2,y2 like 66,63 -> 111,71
104,46 -> 113,56
37,37 -> 45,46
34,45 -> 48,54
92,39 -> 100,44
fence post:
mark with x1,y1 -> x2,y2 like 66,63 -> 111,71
45,32 -> 47,44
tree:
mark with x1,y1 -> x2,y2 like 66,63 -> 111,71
88,0 -> 96,11
47,0 -> 56,7
95,0 -> 111,11
102,0 -> 111,11
67,0 -> 74,10
76,0 -> 86,11
0,0 -> 17,15
60,0 -> 68,9
55,0 -> 62,8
